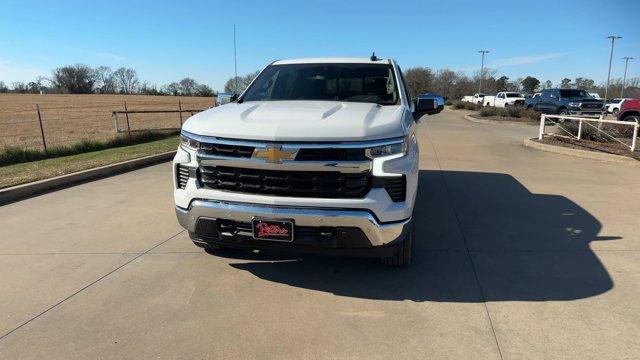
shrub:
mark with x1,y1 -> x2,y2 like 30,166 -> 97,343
451,100 -> 466,109
479,107 -> 498,117
464,102 -> 480,111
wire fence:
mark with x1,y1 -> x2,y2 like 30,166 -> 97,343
0,95 -> 215,151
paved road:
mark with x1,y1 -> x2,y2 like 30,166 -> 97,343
1,110 -> 639,359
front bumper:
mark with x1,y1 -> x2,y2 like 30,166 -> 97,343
176,200 -> 412,252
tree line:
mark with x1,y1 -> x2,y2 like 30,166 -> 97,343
3,64 -> 638,100
0,64 -> 215,97
402,67 -> 640,100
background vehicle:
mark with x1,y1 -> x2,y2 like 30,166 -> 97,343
525,93 -> 541,108
616,98 -> 640,122
215,92 -> 234,106
461,93 -> 487,104
605,98 -> 628,115
483,92 -> 525,107
529,88 -> 604,116
174,57 -> 430,267
589,92 -> 601,100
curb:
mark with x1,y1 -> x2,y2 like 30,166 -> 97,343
464,114 -> 538,126
523,138 -> 638,165
0,151 -> 176,206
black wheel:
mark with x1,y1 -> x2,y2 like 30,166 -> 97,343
612,108 -> 619,116
381,226 -> 413,267
558,108 -> 569,116
622,115 -> 640,123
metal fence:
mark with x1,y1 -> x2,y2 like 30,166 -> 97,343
538,114 -> 639,152
0,98 -> 212,151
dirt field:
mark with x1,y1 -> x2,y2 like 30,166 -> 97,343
0,94 -> 215,149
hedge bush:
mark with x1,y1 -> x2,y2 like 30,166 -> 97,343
477,105 -> 540,121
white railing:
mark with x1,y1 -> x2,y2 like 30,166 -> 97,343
538,114 -> 639,152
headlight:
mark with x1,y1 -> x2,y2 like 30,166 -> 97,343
365,137 -> 408,159
180,134 -> 200,150
568,102 -> 581,107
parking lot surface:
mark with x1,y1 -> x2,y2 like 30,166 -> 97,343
1,110 -> 639,359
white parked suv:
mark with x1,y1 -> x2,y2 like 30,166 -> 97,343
173,57 -> 434,266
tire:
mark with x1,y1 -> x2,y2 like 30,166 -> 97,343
612,108 -> 619,116
622,115 -> 640,123
381,226 -> 413,267
558,108 -> 568,115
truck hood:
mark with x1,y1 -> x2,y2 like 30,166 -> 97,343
182,101 -> 407,142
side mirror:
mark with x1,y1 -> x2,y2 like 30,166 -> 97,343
414,98 -> 437,112
230,93 -> 239,102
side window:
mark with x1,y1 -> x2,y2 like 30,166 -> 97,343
498,93 -> 504,99
541,90 -> 551,98
397,66 -> 412,103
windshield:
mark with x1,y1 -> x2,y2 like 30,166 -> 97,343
559,89 -> 590,98
506,93 -> 521,98
242,63 -> 399,105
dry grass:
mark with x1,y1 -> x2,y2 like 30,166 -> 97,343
0,93 -> 214,149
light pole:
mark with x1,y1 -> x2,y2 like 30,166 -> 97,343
604,35 -> 621,104
478,50 -> 489,94
621,57 -> 633,98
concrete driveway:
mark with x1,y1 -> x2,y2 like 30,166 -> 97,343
1,110 -> 639,359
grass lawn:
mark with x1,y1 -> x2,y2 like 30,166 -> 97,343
0,135 -> 179,189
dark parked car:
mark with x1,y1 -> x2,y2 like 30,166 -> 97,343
616,98 -> 640,122
528,89 -> 604,116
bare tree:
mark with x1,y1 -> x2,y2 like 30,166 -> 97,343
224,70 -> 260,94
113,67 -> 139,94
0,81 -> 8,93
93,66 -> 117,94
178,78 -> 197,96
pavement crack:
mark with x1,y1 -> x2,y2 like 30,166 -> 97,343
0,230 -> 185,342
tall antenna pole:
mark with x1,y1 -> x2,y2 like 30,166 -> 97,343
621,57 -> 633,98
234,24 -> 238,94
478,50 -> 489,94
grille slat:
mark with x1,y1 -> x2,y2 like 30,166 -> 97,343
382,177 -> 406,202
198,166 -> 371,198
199,143 -> 255,158
177,164 -> 190,189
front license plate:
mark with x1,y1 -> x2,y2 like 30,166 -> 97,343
252,218 -> 294,242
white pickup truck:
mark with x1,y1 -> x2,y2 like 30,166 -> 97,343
483,92 -> 526,107
462,93 -> 487,104
173,57 -> 433,266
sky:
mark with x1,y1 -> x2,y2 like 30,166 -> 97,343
1,0 -> 639,91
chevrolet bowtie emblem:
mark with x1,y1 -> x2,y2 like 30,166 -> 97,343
253,145 -> 297,163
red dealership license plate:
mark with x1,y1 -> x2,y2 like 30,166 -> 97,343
252,218 -> 294,242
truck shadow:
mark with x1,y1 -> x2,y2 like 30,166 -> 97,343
221,170 -> 616,302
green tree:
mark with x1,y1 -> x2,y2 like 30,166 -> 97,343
51,64 -> 96,94
496,76 -> 509,91
403,67 -> 434,98
560,78 -> 572,89
521,76 -> 540,94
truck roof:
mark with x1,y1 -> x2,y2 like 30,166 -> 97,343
272,57 -> 391,65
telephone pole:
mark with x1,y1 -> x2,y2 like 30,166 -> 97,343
604,35 -> 621,103
478,50 -> 489,94
621,56 -> 633,98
